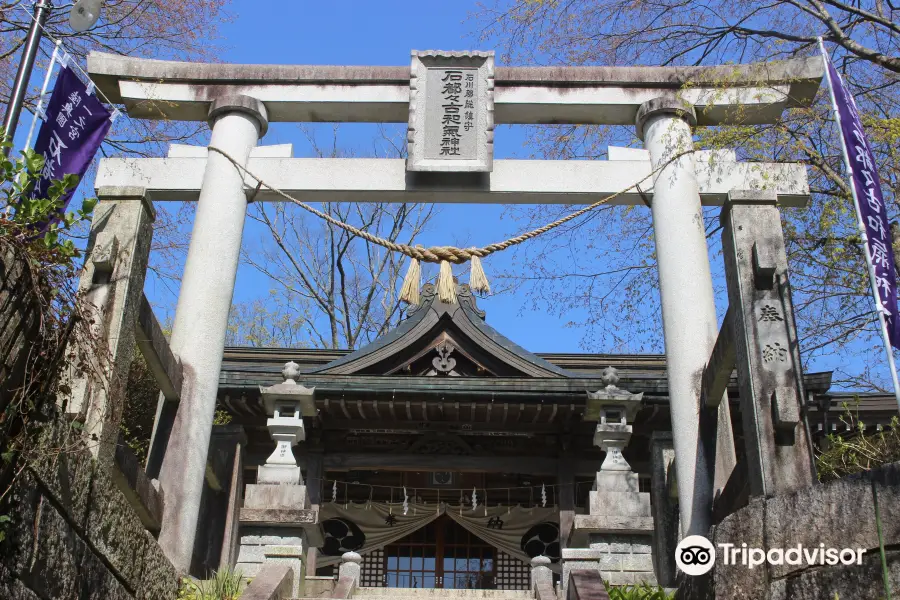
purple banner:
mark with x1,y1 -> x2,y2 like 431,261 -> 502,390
826,57 -> 900,348
30,66 -> 111,210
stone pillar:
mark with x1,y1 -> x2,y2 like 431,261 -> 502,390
563,368 -> 655,592
636,97 -> 721,538
235,362 -> 321,599
720,190 -> 816,497
157,95 -> 268,572
530,556 -> 554,600
333,552 -> 361,599
62,188 -> 154,464
649,432 -> 677,587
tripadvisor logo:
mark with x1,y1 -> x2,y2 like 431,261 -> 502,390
675,535 -> 868,576
676,535 -> 716,576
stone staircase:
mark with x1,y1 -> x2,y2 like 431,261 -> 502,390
352,587 -> 535,600
285,587 -> 535,600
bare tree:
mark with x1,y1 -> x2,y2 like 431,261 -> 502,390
239,126 -> 436,350
474,0 -> 900,389
225,297 -> 313,348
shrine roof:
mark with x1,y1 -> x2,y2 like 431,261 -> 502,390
217,280 -> 835,397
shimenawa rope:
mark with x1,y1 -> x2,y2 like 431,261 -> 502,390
207,146 -> 692,305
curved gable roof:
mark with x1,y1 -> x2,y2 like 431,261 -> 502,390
314,283 -> 572,378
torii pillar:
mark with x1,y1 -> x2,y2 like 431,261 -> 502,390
636,98 -> 734,538
157,95 -> 268,572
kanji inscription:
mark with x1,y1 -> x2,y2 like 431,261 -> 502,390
408,50 -> 494,172
758,304 -> 784,322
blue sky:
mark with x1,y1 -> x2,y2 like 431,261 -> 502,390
186,0 -> 590,353
130,0 -> 900,381
12,0 -> 895,388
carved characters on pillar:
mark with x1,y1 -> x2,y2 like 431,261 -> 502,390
586,367 -> 644,472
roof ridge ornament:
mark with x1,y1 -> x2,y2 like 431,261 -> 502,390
407,280 -> 486,320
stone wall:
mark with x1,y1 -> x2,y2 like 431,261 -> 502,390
0,419 -> 179,599
679,462 -> 900,600
562,534 -> 656,589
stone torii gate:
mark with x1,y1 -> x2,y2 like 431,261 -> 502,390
82,50 -> 822,573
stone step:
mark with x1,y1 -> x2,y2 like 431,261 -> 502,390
353,588 -> 533,599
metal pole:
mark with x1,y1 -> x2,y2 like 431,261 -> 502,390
819,38 -> 900,412
2,0 -> 54,155
23,39 -> 61,152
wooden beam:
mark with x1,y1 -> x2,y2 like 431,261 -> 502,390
322,453 -> 602,476
135,293 -> 182,401
318,418 -> 571,434
702,306 -> 735,408
558,459 -> 575,550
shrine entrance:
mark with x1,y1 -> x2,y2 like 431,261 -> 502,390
383,516 -> 497,589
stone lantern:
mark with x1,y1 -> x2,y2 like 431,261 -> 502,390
235,362 -> 322,595
562,367 -> 655,591
585,366 -> 644,472
257,361 -> 317,485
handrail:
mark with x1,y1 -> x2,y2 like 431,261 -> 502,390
240,564 -> 293,600
566,570 -> 610,600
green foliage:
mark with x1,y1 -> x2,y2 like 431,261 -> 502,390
0,143 -> 97,260
605,581 -> 674,600
213,409 -> 233,426
177,570 -> 245,600
815,401 -> 900,483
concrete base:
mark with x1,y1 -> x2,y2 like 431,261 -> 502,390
257,464 -> 304,485
236,481 -> 322,597
245,483 -> 308,509
564,470 -> 657,595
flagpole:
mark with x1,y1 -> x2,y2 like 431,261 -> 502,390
2,0 -> 53,155
23,39 -> 61,153
819,38 -> 900,411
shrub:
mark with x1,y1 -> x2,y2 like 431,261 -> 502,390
605,582 -> 674,599
815,401 -> 900,483
177,569 -> 245,600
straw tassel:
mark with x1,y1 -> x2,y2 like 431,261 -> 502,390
399,257 -> 421,305
437,260 -> 456,304
469,254 -> 490,294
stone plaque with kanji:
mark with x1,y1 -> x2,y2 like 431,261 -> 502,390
407,50 -> 494,172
